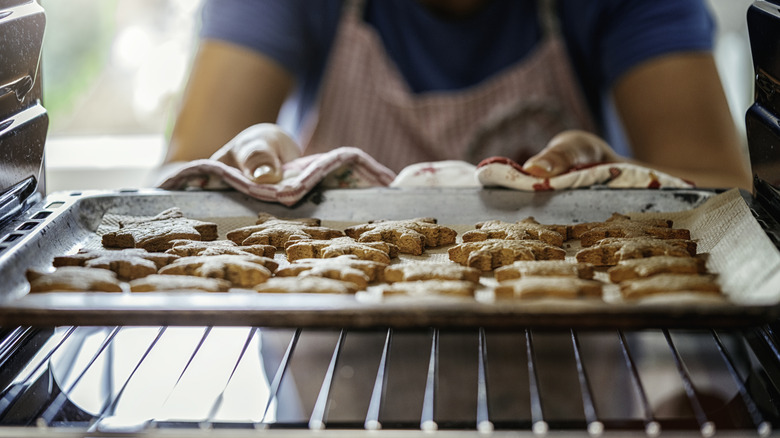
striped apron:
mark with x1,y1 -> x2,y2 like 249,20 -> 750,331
301,0 -> 595,173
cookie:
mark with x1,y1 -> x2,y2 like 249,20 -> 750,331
383,262 -> 481,284
53,248 -> 179,280
607,255 -> 707,283
226,213 -> 344,249
254,276 -> 359,294
344,218 -> 457,255
166,239 -> 276,258
26,266 -> 123,293
275,255 -> 386,289
462,217 -> 566,247
102,207 -> 218,252
158,254 -> 278,288
285,236 -> 398,263
448,239 -> 566,271
570,213 -> 689,246
575,237 -> 697,267
569,213 -> 673,239
494,277 -> 603,300
129,274 -> 231,292
619,273 -> 721,300
494,260 -> 594,282
382,280 -> 477,297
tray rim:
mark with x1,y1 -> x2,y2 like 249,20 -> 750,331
0,186 -> 775,329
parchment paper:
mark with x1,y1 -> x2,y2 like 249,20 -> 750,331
93,188 -> 780,306
629,188 -> 780,305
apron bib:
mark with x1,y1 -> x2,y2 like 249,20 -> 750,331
301,0 -> 595,173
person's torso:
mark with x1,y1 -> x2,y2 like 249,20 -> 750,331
299,0 -> 596,171
290,0 -> 559,130
222,0 -> 715,157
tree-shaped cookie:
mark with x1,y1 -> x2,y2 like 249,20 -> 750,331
227,213 -> 344,249
344,218 -> 456,255
102,207 -> 218,252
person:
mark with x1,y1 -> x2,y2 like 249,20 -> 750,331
164,0 -> 752,190
161,1 -> 753,422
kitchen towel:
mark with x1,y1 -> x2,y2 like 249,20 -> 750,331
158,153 -> 694,207
475,157 -> 695,191
157,146 -> 396,206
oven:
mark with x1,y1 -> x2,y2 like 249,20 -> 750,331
2,1 -> 780,437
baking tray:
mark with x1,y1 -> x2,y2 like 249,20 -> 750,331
0,186 -> 778,329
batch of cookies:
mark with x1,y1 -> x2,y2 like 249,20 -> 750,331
25,207 -> 723,302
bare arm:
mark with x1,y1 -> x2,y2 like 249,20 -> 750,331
524,53 -> 752,190
614,52 -> 751,189
165,40 -> 295,164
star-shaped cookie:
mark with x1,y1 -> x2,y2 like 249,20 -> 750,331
607,255 -> 707,282
575,237 -> 697,266
226,213 -> 344,249
494,277 -> 604,300
102,207 -> 218,252
448,239 -> 565,271
27,266 -> 123,292
494,260 -> 594,282
158,254 -> 279,288
382,280 -> 477,297
166,239 -> 275,258
383,262 -> 481,284
619,273 -> 721,300
462,217 -> 566,247
275,255 -> 386,289
569,213 -> 689,246
344,218 -> 457,255
129,274 -> 232,292
53,248 -> 180,280
255,277 -> 359,294
285,236 -> 398,263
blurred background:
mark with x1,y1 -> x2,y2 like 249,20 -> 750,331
41,0 -> 203,191
40,0 -> 755,192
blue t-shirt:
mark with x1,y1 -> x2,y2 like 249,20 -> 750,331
200,0 -> 715,155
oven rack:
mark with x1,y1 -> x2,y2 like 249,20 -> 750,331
1,325 -> 779,437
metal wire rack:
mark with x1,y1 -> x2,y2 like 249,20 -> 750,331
1,324 -> 780,437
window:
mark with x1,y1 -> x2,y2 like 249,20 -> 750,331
40,0 -> 203,191
41,0 -> 202,136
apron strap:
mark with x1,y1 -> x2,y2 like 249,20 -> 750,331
538,0 -> 560,38
343,0 -> 366,19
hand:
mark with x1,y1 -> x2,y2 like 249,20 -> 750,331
211,123 -> 301,184
521,130 -> 622,178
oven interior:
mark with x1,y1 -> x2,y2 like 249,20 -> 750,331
2,325 -> 780,437
2,1 -> 780,437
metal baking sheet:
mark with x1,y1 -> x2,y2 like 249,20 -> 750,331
0,186 -> 778,328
